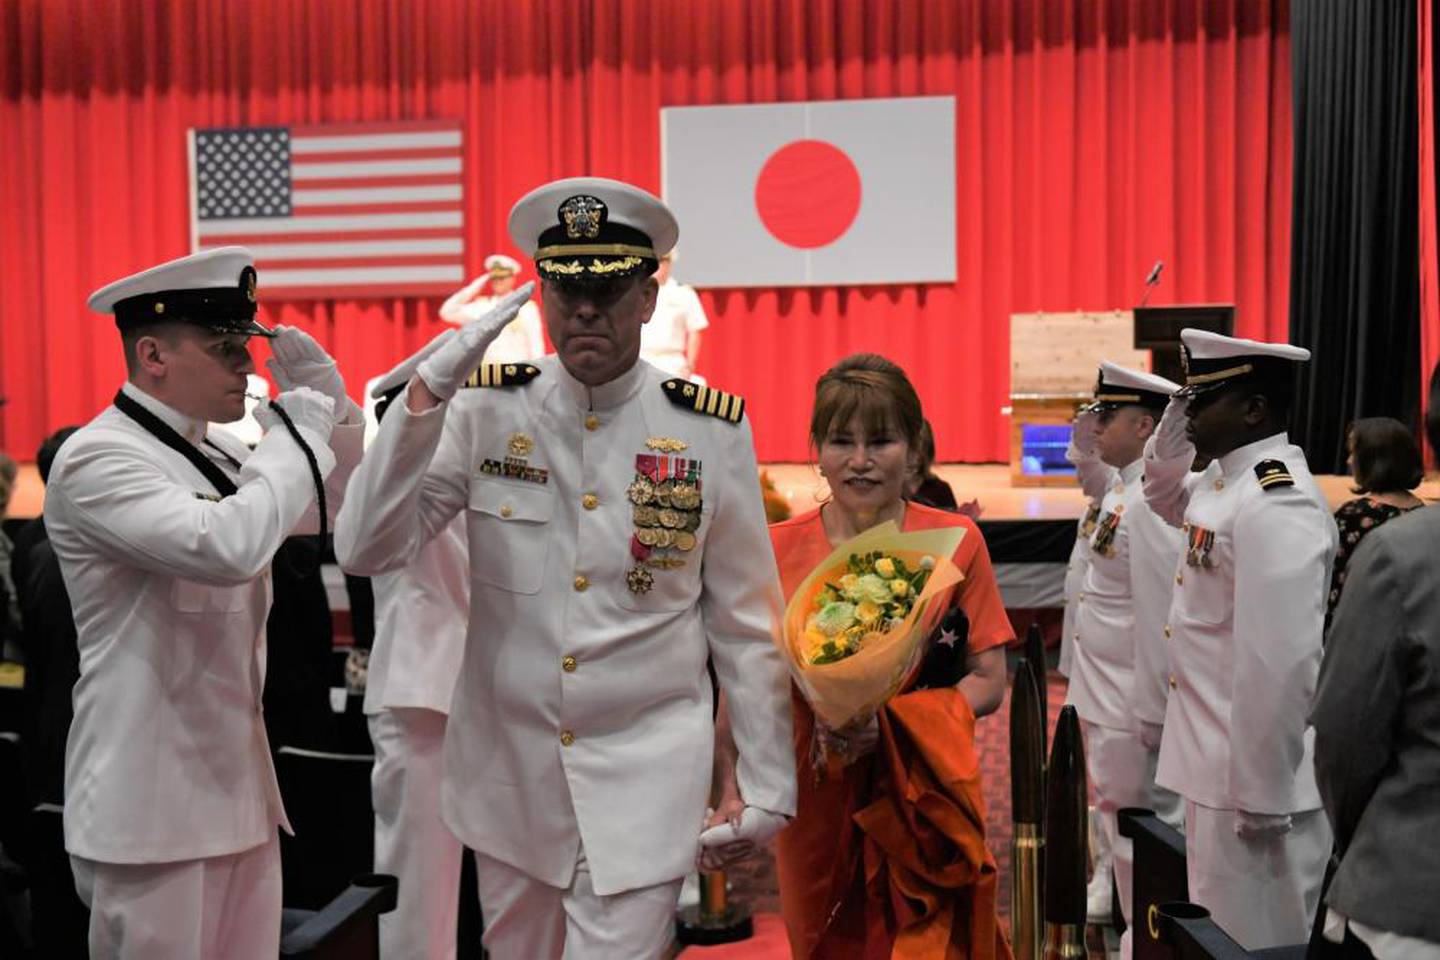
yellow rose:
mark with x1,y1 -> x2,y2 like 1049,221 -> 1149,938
890,579 -> 910,598
803,627 -> 829,658
874,557 -> 896,578
856,601 -> 882,623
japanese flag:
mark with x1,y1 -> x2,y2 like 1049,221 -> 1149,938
660,96 -> 955,288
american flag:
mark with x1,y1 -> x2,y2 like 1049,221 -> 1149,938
188,120 -> 466,298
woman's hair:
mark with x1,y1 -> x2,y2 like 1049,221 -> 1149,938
1349,417 -> 1423,494
915,419 -> 938,476
809,353 -> 924,453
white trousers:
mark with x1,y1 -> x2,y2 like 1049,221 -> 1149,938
370,707 -> 465,960
1082,723 -> 1184,960
1184,801 -> 1330,950
475,847 -> 683,960
71,835 -> 281,960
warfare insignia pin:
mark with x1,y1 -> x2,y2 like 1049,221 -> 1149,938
645,436 -> 689,453
508,432 -> 535,458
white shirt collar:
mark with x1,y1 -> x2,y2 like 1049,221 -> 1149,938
1118,458 -> 1145,485
554,356 -> 649,412
120,381 -> 208,446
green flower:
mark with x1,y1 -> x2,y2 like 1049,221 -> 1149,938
855,574 -> 893,605
815,601 -> 857,636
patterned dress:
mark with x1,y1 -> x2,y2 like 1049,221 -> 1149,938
1326,497 -> 1420,631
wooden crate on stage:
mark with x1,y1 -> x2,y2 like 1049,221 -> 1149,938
1008,310 -> 1150,487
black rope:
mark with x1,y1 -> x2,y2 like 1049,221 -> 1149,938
113,390 -> 237,498
265,398 -> 328,579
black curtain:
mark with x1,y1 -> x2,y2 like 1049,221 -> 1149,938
1290,0 -> 1420,473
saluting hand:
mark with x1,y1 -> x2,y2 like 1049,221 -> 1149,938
416,282 -> 535,401
1067,408 -> 1100,462
267,325 -> 349,421
1147,395 -> 1193,463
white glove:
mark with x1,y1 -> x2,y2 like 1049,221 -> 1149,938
416,282 -> 535,400
1234,809 -> 1292,839
266,325 -> 348,420
1067,409 -> 1099,463
255,386 -> 336,443
1147,396 -> 1194,463
1138,721 -> 1164,751
697,806 -> 789,871
369,329 -> 457,398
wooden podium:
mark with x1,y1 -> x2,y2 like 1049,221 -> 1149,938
1008,310 -> 1151,487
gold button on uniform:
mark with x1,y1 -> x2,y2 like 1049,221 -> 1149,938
500,504 -> 514,518
582,493 -> 599,510
560,730 -> 575,746
562,656 -> 577,673
1214,478 -> 1225,491
1168,675 -> 1178,689
584,414 -> 600,431
573,575 -> 589,592
1175,573 -> 1184,585
1163,625 -> 1172,638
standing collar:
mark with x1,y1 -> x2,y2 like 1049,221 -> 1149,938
120,381 -> 207,445
1218,432 -> 1289,477
1118,458 -> 1145,486
553,356 -> 649,411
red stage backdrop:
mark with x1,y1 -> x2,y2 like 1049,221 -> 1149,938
0,0 -> 1290,463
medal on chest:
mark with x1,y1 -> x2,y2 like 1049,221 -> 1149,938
478,431 -> 549,485
1080,503 -> 1101,540
626,444 -> 703,592
1184,522 -> 1217,569
1091,504 -> 1123,557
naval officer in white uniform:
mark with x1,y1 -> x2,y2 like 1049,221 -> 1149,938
44,247 -> 364,958
1142,329 -> 1336,948
1065,362 -> 1185,950
336,178 -> 796,959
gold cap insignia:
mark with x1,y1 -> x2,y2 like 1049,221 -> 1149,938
559,194 -> 606,240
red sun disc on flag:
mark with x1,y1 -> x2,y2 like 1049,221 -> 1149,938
753,139 -> 862,249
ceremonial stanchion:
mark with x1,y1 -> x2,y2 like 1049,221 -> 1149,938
1119,807 -> 1190,960
676,864 -> 754,945
1043,706 -> 1089,960
1010,658 -> 1047,960
1024,623 -> 1049,749
1154,903 -> 1253,960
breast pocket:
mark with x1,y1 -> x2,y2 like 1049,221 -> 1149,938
467,479 -> 553,595
170,577 -> 249,614
616,505 -> 711,614
1175,528 -> 1233,626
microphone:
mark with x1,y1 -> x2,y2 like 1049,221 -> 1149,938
1139,259 -> 1163,306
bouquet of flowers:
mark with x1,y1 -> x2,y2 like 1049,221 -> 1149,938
777,521 -> 967,731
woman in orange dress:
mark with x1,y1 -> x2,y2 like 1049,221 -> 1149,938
770,354 -> 1013,959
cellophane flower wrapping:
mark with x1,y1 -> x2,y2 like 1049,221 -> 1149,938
776,521 -> 967,731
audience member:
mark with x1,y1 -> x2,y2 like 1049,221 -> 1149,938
639,249 -> 709,380
439,253 -> 546,362
0,451 -> 18,652
1325,417 -> 1424,629
1311,379 -> 1440,957
905,419 -> 960,510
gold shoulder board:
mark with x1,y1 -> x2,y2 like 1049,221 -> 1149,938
462,363 -> 542,389
661,378 -> 745,424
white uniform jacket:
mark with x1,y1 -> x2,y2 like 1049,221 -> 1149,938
1059,442 -> 1113,678
335,356 -> 796,896
1145,433 -> 1336,814
363,515 -> 469,716
44,383 -> 363,864
1067,459 -> 1183,731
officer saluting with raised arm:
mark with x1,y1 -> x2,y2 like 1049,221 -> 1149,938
337,178 -> 795,960
44,247 -> 364,958
1142,329 -> 1336,949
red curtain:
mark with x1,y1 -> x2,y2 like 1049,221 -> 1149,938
1421,0 -> 1440,434
0,0 -> 1290,463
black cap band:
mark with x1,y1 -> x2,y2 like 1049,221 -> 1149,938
112,265 -> 272,337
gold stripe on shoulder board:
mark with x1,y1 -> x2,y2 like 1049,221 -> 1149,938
661,378 -> 745,424
462,363 -> 541,389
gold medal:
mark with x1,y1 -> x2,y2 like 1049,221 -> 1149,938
683,511 -> 702,533
674,531 -> 696,551
636,527 -> 660,547
654,528 -> 674,548
658,508 -> 682,529
632,505 -> 658,527
627,478 -> 655,505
